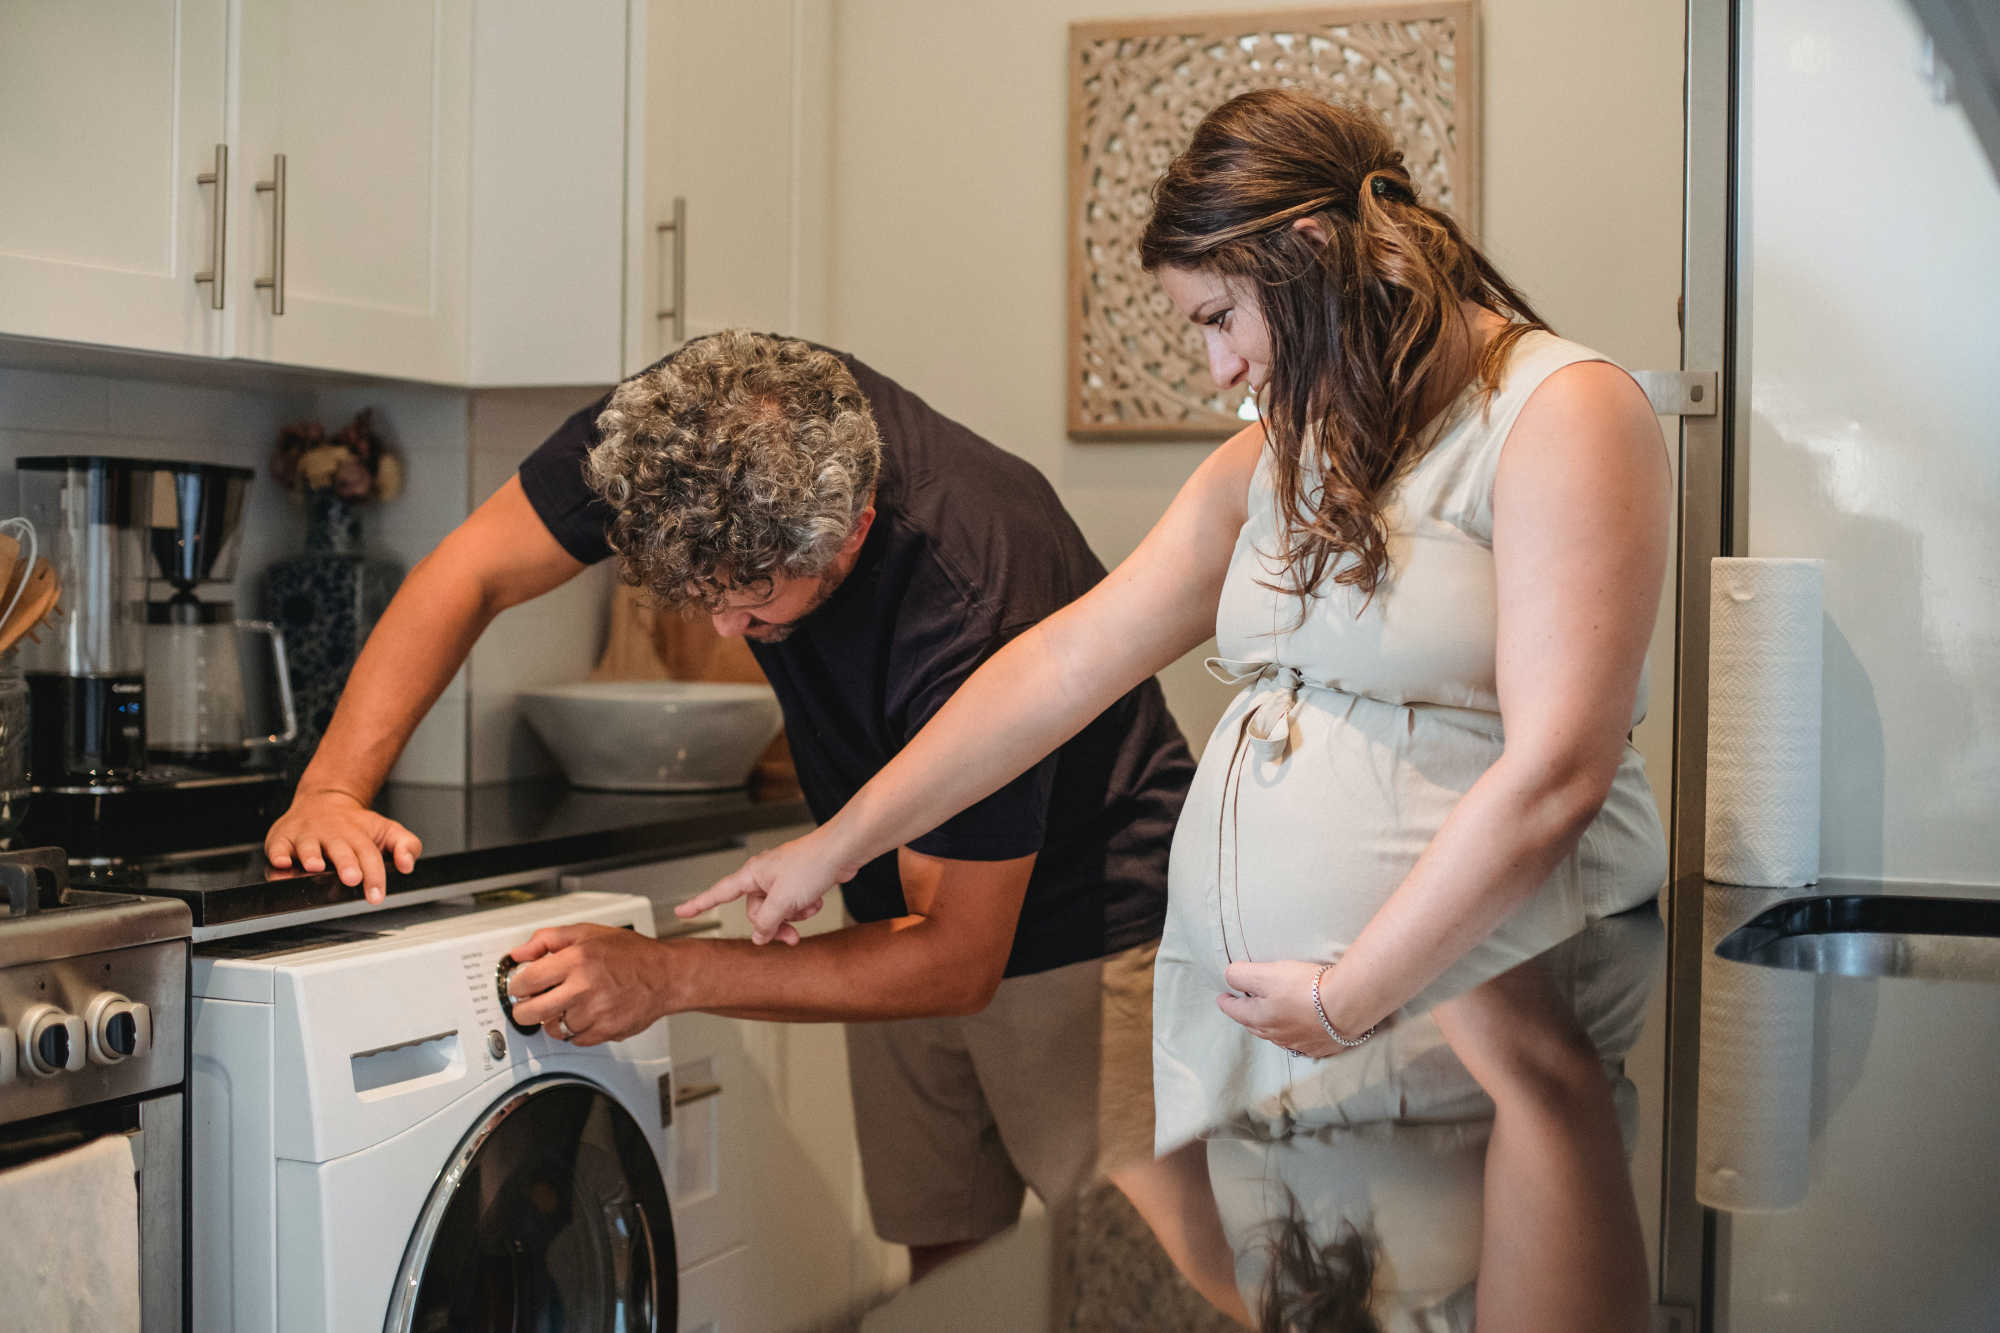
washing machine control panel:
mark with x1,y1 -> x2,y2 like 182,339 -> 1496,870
459,940 -> 542,1072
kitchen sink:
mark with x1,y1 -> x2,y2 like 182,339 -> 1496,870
518,681 -> 783,792
1715,892 -> 2000,984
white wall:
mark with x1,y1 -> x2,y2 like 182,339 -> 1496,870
825,0 -> 1686,1285
464,387 -> 617,783
825,0 -> 1684,760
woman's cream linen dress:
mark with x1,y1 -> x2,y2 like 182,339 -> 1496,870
1156,332 -> 1669,1327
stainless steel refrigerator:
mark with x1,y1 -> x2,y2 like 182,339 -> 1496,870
1657,1 -> 2000,1328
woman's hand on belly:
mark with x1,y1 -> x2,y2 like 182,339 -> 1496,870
1218,958 -> 1375,1059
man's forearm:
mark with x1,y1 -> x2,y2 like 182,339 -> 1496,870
659,916 -> 1000,1023
293,550 -> 500,803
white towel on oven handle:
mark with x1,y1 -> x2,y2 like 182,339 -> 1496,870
0,1132 -> 141,1333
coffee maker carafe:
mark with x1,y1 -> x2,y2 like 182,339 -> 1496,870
142,462 -> 296,769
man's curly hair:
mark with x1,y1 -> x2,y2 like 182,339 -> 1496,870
586,331 -> 882,610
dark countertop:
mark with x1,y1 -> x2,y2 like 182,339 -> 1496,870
72,778 -> 812,932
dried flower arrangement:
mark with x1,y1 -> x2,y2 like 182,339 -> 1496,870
269,408 -> 405,506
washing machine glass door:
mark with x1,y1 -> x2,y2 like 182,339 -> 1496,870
385,1075 -> 678,1333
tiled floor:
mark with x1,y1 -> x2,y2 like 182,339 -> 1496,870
856,1182 -> 1244,1333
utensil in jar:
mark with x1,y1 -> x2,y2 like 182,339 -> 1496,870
0,559 -> 60,656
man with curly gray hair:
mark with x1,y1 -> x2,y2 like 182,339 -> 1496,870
586,333 -> 881,625
263,331 -> 1233,1310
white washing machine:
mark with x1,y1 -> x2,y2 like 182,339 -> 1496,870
190,890 -> 685,1332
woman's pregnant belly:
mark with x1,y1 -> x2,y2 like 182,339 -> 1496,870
1154,679 -> 1665,1147
1168,685 -> 1512,988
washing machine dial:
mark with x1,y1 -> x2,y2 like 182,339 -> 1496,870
494,956 -> 539,1036
83,993 -> 151,1065
19,1004 -> 87,1077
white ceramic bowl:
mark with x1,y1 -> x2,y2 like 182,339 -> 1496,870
517,681 -> 784,792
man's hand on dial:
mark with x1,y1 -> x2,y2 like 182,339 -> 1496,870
264,788 -> 422,905
676,829 -> 855,945
507,923 -> 674,1046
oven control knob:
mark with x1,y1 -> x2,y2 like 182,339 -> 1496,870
84,993 -> 151,1065
19,1005 -> 87,1077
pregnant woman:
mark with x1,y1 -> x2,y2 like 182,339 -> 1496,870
690,88 -> 1670,1330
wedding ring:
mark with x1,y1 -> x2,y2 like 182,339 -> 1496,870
557,1014 -> 576,1041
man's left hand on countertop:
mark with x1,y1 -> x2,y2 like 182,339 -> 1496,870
507,924 -> 672,1046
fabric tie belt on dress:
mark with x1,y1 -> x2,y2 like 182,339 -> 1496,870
1201,659 -> 1500,967
1204,656 -> 1345,766
1204,656 -> 1349,966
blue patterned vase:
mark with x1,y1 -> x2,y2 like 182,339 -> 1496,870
265,491 -> 402,780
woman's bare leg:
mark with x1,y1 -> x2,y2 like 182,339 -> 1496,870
1431,961 -> 1649,1333
1107,1142 -> 1254,1325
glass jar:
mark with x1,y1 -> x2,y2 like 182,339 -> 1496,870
0,649 -> 30,842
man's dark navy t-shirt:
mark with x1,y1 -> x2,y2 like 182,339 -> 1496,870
518,346 -> 1193,978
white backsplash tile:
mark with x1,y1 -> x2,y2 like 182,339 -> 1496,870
0,366 -> 312,618
0,367 -> 112,435
390,667 -> 471,787
464,385 -> 614,783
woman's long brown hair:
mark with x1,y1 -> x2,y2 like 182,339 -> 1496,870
1140,88 -> 1550,606
1259,1196 -> 1384,1333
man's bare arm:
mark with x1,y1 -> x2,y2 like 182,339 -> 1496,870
264,477 -> 588,898
505,849 -> 1034,1036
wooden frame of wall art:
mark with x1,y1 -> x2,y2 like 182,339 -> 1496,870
1067,3 -> 1479,440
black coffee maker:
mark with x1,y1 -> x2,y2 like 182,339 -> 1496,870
15,457 -> 292,862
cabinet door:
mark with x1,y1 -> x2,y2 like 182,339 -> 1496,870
0,0 -> 231,356
628,0 -> 833,374
231,0 -> 472,382
467,0 -> 630,387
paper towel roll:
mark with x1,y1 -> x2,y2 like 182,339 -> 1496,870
1696,943 -> 1816,1211
1705,557 -> 1823,887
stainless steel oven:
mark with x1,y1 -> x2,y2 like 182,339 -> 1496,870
0,847 -> 190,1332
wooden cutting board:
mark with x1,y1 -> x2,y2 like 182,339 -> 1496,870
592,582 -> 800,799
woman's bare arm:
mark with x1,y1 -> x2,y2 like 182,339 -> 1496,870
684,423 -> 1265,942
1219,361 -> 1669,1049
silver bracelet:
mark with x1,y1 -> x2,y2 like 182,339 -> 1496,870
1312,962 -> 1377,1049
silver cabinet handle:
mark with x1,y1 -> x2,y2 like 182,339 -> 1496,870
194,144 -> 227,309
656,196 -> 685,345
255,154 -> 287,315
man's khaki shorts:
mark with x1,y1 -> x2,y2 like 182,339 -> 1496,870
843,938 -> 1159,1247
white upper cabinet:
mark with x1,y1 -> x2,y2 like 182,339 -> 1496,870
0,0 -> 825,386
626,0 -> 833,375
466,0 -> 631,387
231,0 -> 474,382
0,0 -> 232,357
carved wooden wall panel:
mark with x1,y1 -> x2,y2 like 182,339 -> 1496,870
1068,4 -> 1478,439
